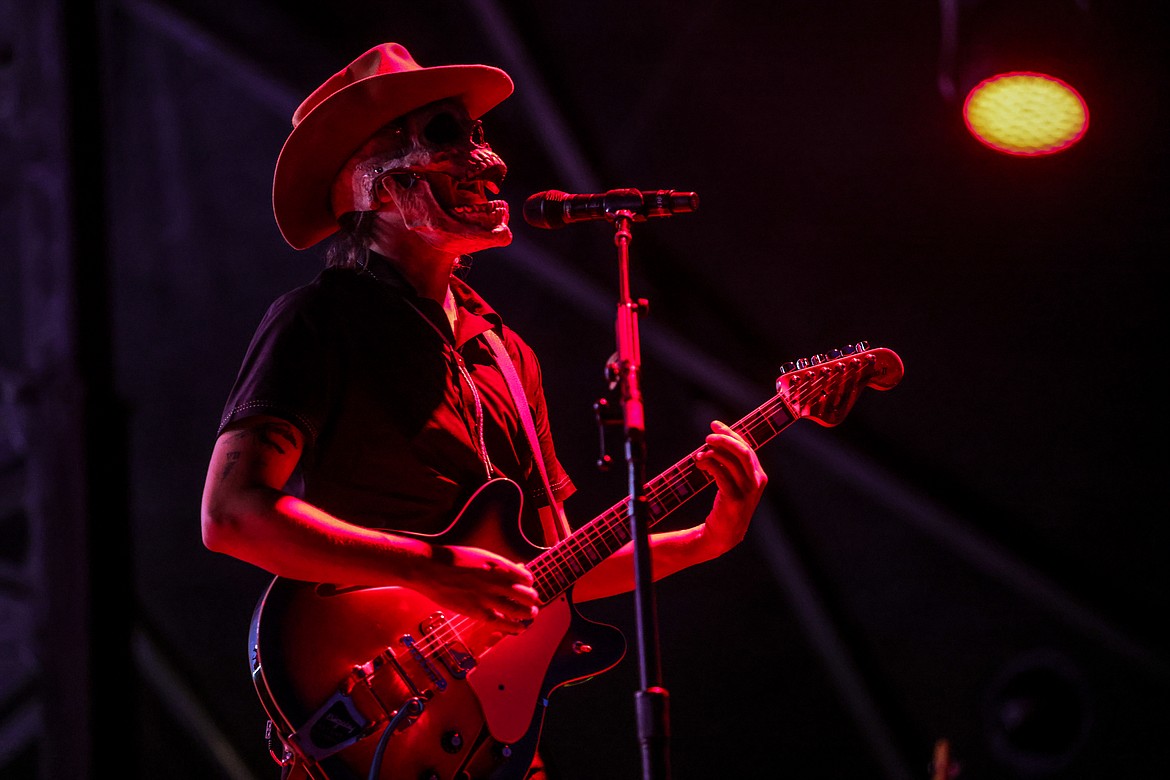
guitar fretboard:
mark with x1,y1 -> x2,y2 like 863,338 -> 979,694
527,393 -> 796,602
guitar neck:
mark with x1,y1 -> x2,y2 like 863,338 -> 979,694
527,392 -> 797,602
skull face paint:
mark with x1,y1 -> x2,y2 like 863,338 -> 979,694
331,99 -> 511,254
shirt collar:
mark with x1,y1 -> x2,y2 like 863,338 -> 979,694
365,252 -> 502,347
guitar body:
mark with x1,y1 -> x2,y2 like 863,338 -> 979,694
250,479 -> 626,780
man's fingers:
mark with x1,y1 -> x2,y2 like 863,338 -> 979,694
485,594 -> 539,626
701,439 -> 752,486
696,448 -> 745,499
481,555 -> 534,585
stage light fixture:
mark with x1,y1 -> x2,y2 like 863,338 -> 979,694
963,71 -> 1089,156
938,0 -> 1094,156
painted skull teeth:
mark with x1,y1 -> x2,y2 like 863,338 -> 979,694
451,202 -> 507,218
448,180 -> 509,224
425,163 -> 508,222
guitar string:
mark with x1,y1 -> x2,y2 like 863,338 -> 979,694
401,355 -> 878,661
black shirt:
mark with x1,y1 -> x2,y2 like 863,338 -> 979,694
217,253 -> 574,539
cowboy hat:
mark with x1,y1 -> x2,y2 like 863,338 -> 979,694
272,42 -> 514,250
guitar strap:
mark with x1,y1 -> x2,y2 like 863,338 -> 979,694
483,328 -> 572,545
395,282 -> 568,544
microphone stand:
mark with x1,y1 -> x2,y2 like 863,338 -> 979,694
608,209 -> 671,780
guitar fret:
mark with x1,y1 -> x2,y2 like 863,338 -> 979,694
547,565 -> 569,591
564,548 -> 585,577
737,424 -> 761,448
531,560 -> 554,600
742,419 -> 770,446
600,511 -> 630,547
576,534 -> 603,564
684,462 -> 711,491
765,402 -> 795,431
734,404 -> 792,444
578,538 -> 604,564
663,465 -> 691,500
648,490 -> 676,518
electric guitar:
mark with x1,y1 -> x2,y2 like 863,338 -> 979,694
248,343 -> 904,780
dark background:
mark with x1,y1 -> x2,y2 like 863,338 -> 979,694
2,1 -> 1167,778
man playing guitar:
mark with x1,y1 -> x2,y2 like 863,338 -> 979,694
201,42 -> 770,780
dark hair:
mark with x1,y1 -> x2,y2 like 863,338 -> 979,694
324,211 -> 376,269
323,211 -> 475,277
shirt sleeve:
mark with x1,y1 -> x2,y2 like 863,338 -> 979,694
217,287 -> 331,449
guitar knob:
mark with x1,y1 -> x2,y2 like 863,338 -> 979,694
494,742 -> 513,760
440,729 -> 464,754
572,641 -> 593,654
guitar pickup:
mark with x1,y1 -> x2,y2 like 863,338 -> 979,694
420,612 -> 478,679
437,640 -> 477,679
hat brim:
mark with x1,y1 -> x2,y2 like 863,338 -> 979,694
273,64 -> 514,250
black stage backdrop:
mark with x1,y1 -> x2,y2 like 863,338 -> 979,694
2,1 -> 1166,778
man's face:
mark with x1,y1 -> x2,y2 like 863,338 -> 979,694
332,98 -> 512,254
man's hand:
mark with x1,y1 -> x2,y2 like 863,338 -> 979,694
420,545 -> 540,634
694,420 -> 768,556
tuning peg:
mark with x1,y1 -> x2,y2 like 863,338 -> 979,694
777,341 -> 873,380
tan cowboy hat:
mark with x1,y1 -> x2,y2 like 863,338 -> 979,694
272,42 -> 514,250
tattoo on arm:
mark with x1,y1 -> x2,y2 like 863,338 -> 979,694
219,419 -> 301,480
220,451 -> 240,479
252,420 -> 300,454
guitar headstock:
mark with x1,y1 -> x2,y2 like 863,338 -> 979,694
775,341 -> 904,427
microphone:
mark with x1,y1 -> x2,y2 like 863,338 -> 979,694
523,188 -> 699,229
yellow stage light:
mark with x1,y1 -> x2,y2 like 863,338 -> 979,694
963,71 -> 1089,156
